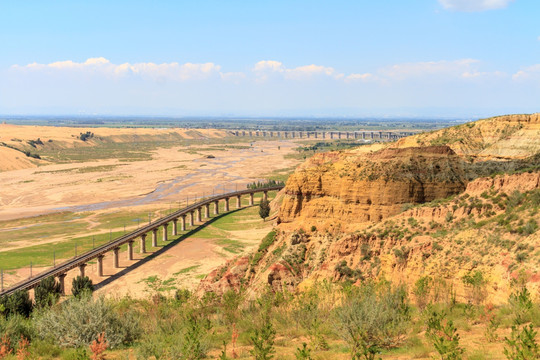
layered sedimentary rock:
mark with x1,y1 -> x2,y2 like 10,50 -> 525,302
278,145 -> 468,225
395,113 -> 540,160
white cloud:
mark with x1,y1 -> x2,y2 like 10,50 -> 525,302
377,59 -> 490,80
438,0 -> 515,12
253,60 -> 284,72
253,60 -> 342,81
13,58 -> 221,81
10,57 -> 512,87
512,64 -> 540,81
344,73 -> 375,82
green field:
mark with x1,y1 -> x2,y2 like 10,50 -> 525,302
0,191 -> 276,272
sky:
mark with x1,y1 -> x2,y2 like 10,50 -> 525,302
0,0 -> 539,118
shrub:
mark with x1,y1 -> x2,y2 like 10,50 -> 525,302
413,276 -> 432,310
0,290 -> 33,318
462,270 -> 487,305
0,314 -> 35,352
72,276 -> 94,298
35,295 -> 140,348
334,283 -> 410,359
34,276 -> 62,309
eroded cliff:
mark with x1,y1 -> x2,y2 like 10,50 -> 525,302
278,145 -> 468,228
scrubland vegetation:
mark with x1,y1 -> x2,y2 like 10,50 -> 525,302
0,274 -> 538,359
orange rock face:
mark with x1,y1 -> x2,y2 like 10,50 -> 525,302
279,146 -> 468,225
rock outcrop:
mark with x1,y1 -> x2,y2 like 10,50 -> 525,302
279,146 -> 468,227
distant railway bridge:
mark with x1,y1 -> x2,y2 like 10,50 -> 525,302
0,186 -> 284,297
228,129 -> 415,140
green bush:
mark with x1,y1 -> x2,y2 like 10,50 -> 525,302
35,295 -> 140,348
0,290 -> 33,318
71,276 -> 94,298
35,276 -> 62,308
334,283 -> 410,358
0,314 -> 35,349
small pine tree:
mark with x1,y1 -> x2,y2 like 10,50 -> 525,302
259,199 -> 270,221
504,323 -> 539,360
426,310 -> 464,360
295,343 -> 313,360
72,276 -> 94,298
218,341 -> 230,360
34,276 -> 62,308
250,312 -> 276,360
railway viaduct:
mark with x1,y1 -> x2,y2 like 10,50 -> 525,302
228,130 -> 414,140
0,186 -> 283,298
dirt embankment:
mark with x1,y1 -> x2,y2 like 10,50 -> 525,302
200,171 -> 540,304
0,124 -> 229,171
199,113 -> 540,303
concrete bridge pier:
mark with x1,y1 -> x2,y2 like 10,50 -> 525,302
249,193 -> 254,206
79,264 -> 87,278
338,132 -> 342,139
236,195 -> 241,208
181,215 -> 186,231
172,219 -> 178,236
205,204 -> 210,218
97,255 -> 104,276
284,132 -> 288,138
330,132 -> 334,139
140,234 -> 147,253
197,208 -> 202,223
58,273 -> 66,295
214,201 -> 219,215
127,241 -> 134,260
152,229 -> 158,247
322,132 -> 326,139
224,198 -> 230,212
113,248 -> 120,268
162,224 -> 168,242
189,211 -> 194,226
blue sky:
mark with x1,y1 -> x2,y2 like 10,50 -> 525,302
0,0 -> 538,117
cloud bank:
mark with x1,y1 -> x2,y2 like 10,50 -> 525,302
2,57 -> 538,116
438,0 -> 515,12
